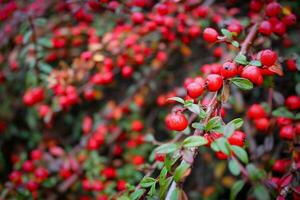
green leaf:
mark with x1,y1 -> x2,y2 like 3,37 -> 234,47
205,116 -> 222,131
39,62 -> 53,74
167,97 -> 185,104
231,145 -> 248,164
228,159 -> 241,176
246,164 -> 266,181
230,180 -> 245,200
221,28 -> 232,40
191,122 -> 205,130
159,177 -> 172,199
185,104 -> 206,118
130,189 -> 145,200
272,107 -> 294,118
295,113 -> 300,120
224,122 -> 235,138
173,161 -> 190,182
170,188 -> 180,200
183,136 -> 208,148
159,167 -> 168,187
231,77 -> 253,90
234,54 -> 248,65
228,118 -> 244,129
149,182 -> 156,196
249,60 -> 262,66
231,41 -> 239,48
214,137 -> 231,155
38,38 -> 52,48
253,184 -> 270,200
155,143 -> 179,154
140,177 -> 156,188
23,30 -> 32,44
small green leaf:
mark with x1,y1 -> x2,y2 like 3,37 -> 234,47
23,30 -> 32,44
173,161 -> 191,182
167,97 -> 185,104
249,60 -> 262,66
253,184 -> 270,200
221,28 -> 232,40
231,77 -> 253,90
228,159 -> 241,176
149,182 -> 156,196
230,180 -> 245,200
183,136 -> 208,148
224,122 -> 235,138
205,116 -> 222,131
191,122 -> 205,130
155,143 -> 179,154
215,137 -> 231,155
170,188 -> 180,200
246,164 -> 266,181
272,107 -> 294,118
231,41 -> 239,48
234,54 -> 248,65
130,189 -> 146,200
159,167 -> 168,187
231,145 -> 248,164
228,118 -> 244,129
185,103 -> 200,115
140,177 -> 156,188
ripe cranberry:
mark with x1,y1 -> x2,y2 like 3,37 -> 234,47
165,112 -> 188,131
247,104 -> 266,120
260,50 -> 277,67
195,6 -> 209,18
117,180 -> 127,191
131,120 -> 144,132
273,22 -> 286,36
254,117 -> 270,132
131,12 -> 144,24
82,116 -> 93,135
22,160 -> 35,172
26,180 -> 39,192
188,25 -> 201,38
285,96 -> 300,110
276,117 -> 293,128
133,155 -> 144,165
203,28 -> 218,43
221,61 -> 238,78
216,151 -> 228,160
241,66 -> 263,85
282,14 -> 297,26
213,47 -> 223,58
273,159 -> 290,173
286,59 -> 297,71
59,168 -> 72,180
102,167 -> 116,179
9,171 -> 22,185
155,153 -> 165,162
250,0 -> 263,12
206,74 -> 223,91
82,179 -> 92,191
186,82 -> 204,98
279,125 -> 295,140
132,0 -> 146,7
266,2 -> 281,17
259,21 -> 272,36
31,149 -> 43,160
34,167 -> 49,181
228,131 -> 246,146
122,66 -> 133,78
156,3 -> 168,15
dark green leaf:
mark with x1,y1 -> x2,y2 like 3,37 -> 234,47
230,180 -> 245,200
155,143 -> 179,154
246,164 -> 266,181
228,159 -> 241,176
231,77 -> 253,90
183,136 -> 208,148
205,116 -> 222,131
253,184 -> 270,200
167,97 -> 185,104
229,118 -> 244,129
173,161 -> 190,182
140,177 -> 156,188
272,107 -> 294,118
215,137 -> 231,155
231,145 -> 248,164
130,189 -> 145,200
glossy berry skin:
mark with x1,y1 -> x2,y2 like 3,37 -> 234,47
241,66 -> 263,85
286,59 -> 297,71
254,117 -> 270,132
203,28 -> 218,43
206,74 -> 223,92
265,2 -> 281,17
259,21 -> 272,36
247,104 -> 266,120
216,151 -> 228,160
276,117 -> 293,128
279,125 -> 295,141
131,120 -> 144,132
282,14 -> 297,26
296,123 -> 300,135
186,82 -> 204,98
273,22 -> 286,36
228,131 -> 246,146
285,96 -> 300,110
273,159 -> 290,173
165,112 -> 188,131
221,61 -> 238,78
260,50 -> 277,67
131,12 -> 144,24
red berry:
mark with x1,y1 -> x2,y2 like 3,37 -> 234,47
188,25 -> 201,38
295,123 -> 300,135
221,61 -> 238,78
266,2 -> 281,17
102,167 -> 116,179
34,167 -> 49,181
276,117 -> 293,128
93,180 -> 104,191
285,95 -> 300,110
279,125 -> 295,140
228,131 -> 246,146
259,21 -> 272,36
9,171 -> 22,185
157,3 -> 168,15
131,120 -> 144,132
227,23 -> 242,36
165,112 -> 188,131
22,160 -> 35,172
254,117 -> 270,132
273,22 -> 286,36
155,153 -> 165,162
247,104 -> 266,120
122,66 -> 133,78
273,159 -> 290,173
132,155 -> 144,165
260,50 -> 277,67
206,74 -> 223,92
186,82 -> 204,98
203,27 -> 218,43
131,12 -> 144,24
117,180 -> 127,191
250,0 -> 263,12
216,151 -> 228,160
286,59 -> 297,71
282,14 -> 297,26
241,66 -> 263,85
